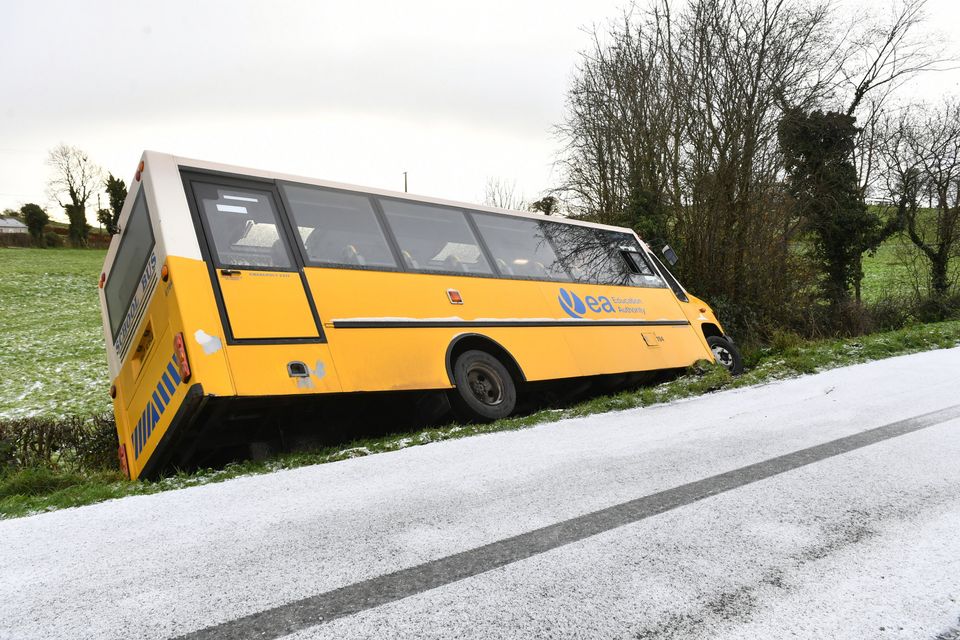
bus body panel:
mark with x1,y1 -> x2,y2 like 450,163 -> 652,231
163,256 -> 236,398
223,343 -> 343,396
217,269 -> 320,339
304,267 -> 704,389
145,151 -> 204,263
111,255 -> 236,479
555,324 -> 706,375
122,324 -> 189,480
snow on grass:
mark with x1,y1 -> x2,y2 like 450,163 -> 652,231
0,248 -> 110,420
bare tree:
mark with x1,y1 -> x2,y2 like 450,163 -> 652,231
484,177 -> 525,210
883,100 -> 960,310
836,0 -> 949,204
556,0 -> 835,335
47,144 -> 102,247
839,0 -> 943,118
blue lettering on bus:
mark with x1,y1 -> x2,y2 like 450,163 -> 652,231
132,353 -> 183,460
558,287 -> 642,319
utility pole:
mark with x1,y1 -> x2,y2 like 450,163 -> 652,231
403,171 -> 408,193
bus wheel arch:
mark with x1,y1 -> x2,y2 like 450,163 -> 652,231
445,334 -> 526,387
445,334 -> 524,422
700,323 -> 743,375
700,322 -> 723,340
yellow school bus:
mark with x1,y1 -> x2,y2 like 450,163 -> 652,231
99,151 -> 741,480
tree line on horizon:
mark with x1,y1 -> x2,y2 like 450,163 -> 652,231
2,144 -> 127,249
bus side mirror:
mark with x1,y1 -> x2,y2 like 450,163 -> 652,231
661,245 -> 679,266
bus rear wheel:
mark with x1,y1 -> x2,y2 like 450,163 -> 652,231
707,335 -> 744,375
450,350 -> 517,422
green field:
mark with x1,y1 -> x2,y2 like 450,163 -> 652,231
859,207 -> 960,303
0,248 -> 110,419
861,241 -> 920,302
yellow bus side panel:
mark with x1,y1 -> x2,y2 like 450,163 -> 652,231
218,270 -> 319,339
224,343 -> 343,396
305,268 -> 555,322
319,329 -> 453,391
556,324 -> 709,375
306,269 -> 583,390
540,282 -> 712,375
305,269 -> 713,391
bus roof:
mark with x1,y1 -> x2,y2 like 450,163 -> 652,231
161,151 -> 644,238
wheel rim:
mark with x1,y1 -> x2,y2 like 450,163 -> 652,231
466,363 -> 504,406
712,344 -> 734,369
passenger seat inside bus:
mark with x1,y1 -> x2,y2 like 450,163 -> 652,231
341,244 -> 367,266
444,255 -> 468,273
402,250 -> 419,269
270,239 -> 287,267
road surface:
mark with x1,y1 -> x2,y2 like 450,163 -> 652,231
2,347 -> 960,639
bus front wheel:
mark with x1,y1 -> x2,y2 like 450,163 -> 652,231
450,350 -> 517,422
707,335 -> 744,375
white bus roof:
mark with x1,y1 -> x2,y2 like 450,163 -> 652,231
164,151 -> 641,235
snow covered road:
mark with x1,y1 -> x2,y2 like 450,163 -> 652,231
2,348 -> 960,639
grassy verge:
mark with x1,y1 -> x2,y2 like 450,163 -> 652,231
3,318 -> 959,520
0,248 -> 109,420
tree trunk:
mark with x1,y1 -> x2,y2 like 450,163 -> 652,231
930,257 -> 949,301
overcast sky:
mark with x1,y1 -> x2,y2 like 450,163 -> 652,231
1,0 -> 959,220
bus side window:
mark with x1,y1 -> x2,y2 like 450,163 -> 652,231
195,184 -> 293,270
648,250 -> 688,301
470,212 -> 570,281
548,226 -> 666,288
281,184 -> 398,269
379,200 -> 492,275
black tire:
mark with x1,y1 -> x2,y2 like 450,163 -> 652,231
707,335 -> 744,375
450,350 -> 517,422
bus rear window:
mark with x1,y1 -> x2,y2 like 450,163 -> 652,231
105,190 -> 155,338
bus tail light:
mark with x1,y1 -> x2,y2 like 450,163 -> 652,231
173,332 -> 191,382
118,444 -> 129,478
161,264 -> 169,282
99,272 -> 106,288
109,384 -> 117,399
135,160 -> 144,182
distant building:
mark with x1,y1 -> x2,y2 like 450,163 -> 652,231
0,217 -> 28,234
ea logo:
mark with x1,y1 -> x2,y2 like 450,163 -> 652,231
559,288 -> 616,318
558,288 -> 587,318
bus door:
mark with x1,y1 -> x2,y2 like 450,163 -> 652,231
186,177 -> 322,342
